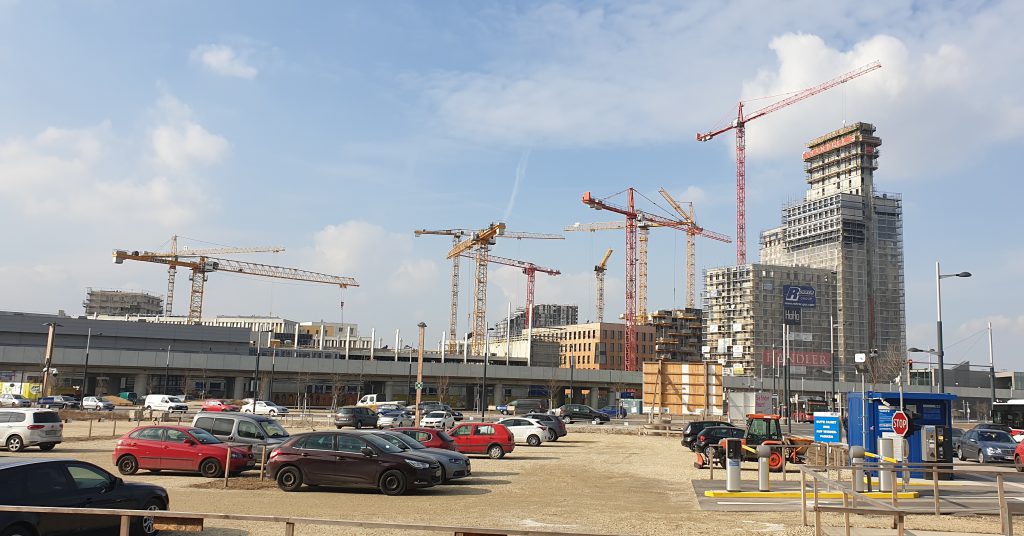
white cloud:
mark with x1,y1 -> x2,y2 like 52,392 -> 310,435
312,221 -> 439,295
190,44 -> 258,79
150,96 -> 230,170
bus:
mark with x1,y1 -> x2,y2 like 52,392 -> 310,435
793,397 -> 829,423
991,400 -> 1024,434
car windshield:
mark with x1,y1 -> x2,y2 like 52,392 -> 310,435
427,411 -> 446,418
338,408 -> 354,414
261,421 -> 289,438
381,411 -> 401,417
363,434 -> 404,453
979,431 -> 1013,443
168,397 -> 183,403
11,395 -> 25,400
383,432 -> 424,450
33,411 -> 61,423
188,428 -> 222,444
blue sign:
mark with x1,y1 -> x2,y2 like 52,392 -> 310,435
813,412 -> 841,443
783,285 -> 817,308
876,406 -> 895,433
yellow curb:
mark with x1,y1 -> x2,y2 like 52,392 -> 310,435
703,490 -> 920,499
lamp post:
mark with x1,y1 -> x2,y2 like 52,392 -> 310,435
268,342 -> 277,401
569,354 -> 575,405
415,322 -> 426,424
829,316 -> 836,411
481,327 -> 493,420
41,322 -> 62,397
934,262 -> 971,393
988,322 -> 997,407
81,328 -> 100,398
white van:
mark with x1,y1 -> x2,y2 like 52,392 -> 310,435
143,394 -> 188,413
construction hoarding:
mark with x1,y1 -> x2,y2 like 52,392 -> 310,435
642,360 -> 723,416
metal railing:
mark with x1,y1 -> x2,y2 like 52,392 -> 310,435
0,505 -> 628,536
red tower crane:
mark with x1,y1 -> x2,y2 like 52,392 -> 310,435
581,189 -> 709,371
461,252 -> 560,332
696,60 -> 881,264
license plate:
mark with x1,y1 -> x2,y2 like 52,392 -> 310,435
45,430 -> 59,436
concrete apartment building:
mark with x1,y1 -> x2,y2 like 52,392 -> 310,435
760,122 -> 906,374
703,264 -> 838,378
83,289 -> 164,316
492,304 -> 578,339
650,308 -> 703,362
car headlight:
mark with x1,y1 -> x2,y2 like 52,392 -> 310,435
231,452 -> 244,459
406,459 -> 430,469
449,458 -> 463,464
985,447 -> 998,454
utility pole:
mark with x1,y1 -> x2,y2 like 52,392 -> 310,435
41,322 -> 60,397
81,328 -> 95,398
165,345 -> 172,394
989,322 -> 997,407
415,323 -> 426,424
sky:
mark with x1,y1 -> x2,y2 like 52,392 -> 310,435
1,1 -> 1021,371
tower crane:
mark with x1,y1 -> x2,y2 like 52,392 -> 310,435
657,188 -> 730,308
581,189 -> 728,371
155,235 -> 285,315
697,60 -> 881,264
594,249 -> 613,322
565,221 -> 657,321
416,224 -> 563,354
113,250 -> 357,324
460,252 -> 560,334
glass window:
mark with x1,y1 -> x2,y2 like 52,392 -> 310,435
67,464 -> 111,490
131,427 -> 166,441
212,418 -> 234,436
0,412 -> 11,423
31,411 -> 57,423
27,464 -> 72,495
165,429 -> 189,442
295,434 -> 334,451
363,434 -> 403,453
415,431 -> 431,442
335,434 -> 365,453
194,417 -> 215,432
188,428 -> 221,444
449,426 -> 471,437
260,421 -> 289,439
238,421 -> 263,440
475,425 -> 495,435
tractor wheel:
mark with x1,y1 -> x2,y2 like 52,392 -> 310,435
768,450 -> 785,472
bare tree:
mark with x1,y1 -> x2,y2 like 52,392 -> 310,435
437,374 -> 451,406
330,372 -> 345,412
544,370 -> 562,410
870,341 -> 906,387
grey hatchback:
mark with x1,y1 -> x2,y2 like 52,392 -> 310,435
362,430 -> 472,482
335,406 -> 378,429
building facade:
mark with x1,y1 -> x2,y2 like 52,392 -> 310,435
535,322 -> 656,371
703,264 -> 838,380
759,122 -> 906,376
650,308 -> 703,362
492,304 -> 579,339
83,289 -> 164,316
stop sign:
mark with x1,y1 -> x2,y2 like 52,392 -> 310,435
892,410 -> 909,436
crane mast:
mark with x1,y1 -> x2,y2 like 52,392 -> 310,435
594,249 -> 613,322
696,60 -> 881,264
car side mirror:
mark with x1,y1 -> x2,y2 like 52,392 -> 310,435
360,446 -> 376,457
184,439 -> 195,446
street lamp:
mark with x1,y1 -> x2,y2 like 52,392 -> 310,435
164,345 -> 172,394
569,354 -> 576,404
268,342 -> 277,401
41,322 -> 62,397
481,327 -> 494,420
934,262 -> 971,393
415,322 -> 426,424
81,328 -> 101,398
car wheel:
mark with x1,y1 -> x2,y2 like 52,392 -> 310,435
561,416 -> 572,424
132,498 -> 165,536
527,434 -> 541,447
957,446 -> 965,461
355,421 -> 361,429
439,466 -> 448,483
1016,454 -> 1024,472
276,466 -> 303,492
144,406 -> 152,411
5,435 -> 24,453
38,442 -> 56,452
546,430 -> 556,442
200,458 -> 222,478
0,522 -> 35,536
118,455 -> 140,475
268,410 -> 277,416
978,451 -> 986,464
488,444 -> 505,459
379,469 -> 408,496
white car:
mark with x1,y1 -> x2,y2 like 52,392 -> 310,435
81,396 -> 114,411
419,411 -> 455,429
241,400 -> 289,416
377,410 -> 414,429
497,417 -> 549,446
0,394 -> 31,408
0,408 -> 63,452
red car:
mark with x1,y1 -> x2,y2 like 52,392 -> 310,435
113,425 -> 255,478
447,422 -> 516,459
201,399 -> 240,412
392,427 -> 458,451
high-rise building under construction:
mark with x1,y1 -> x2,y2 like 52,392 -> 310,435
760,122 -> 906,375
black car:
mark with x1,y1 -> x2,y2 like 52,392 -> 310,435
555,404 -> 609,424
36,396 -> 81,410
523,412 -> 567,441
0,458 -> 168,536
692,426 -> 746,464
682,420 -> 738,451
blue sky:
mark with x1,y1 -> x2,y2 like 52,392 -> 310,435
1,1 -> 1021,373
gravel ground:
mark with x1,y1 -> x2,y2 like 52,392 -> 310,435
14,419 -> 1021,535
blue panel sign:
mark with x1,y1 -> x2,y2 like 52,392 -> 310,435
876,406 -> 895,433
783,285 -> 817,308
813,412 -> 841,443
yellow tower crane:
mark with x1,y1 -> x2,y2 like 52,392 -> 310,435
160,235 -> 285,315
416,224 -> 563,355
565,221 -> 657,321
658,188 -> 730,308
113,249 -> 357,324
594,248 -> 613,322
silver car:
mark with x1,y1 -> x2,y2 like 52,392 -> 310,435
364,430 -> 471,482
377,410 -> 414,429
82,396 -> 115,411
0,394 -> 31,408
